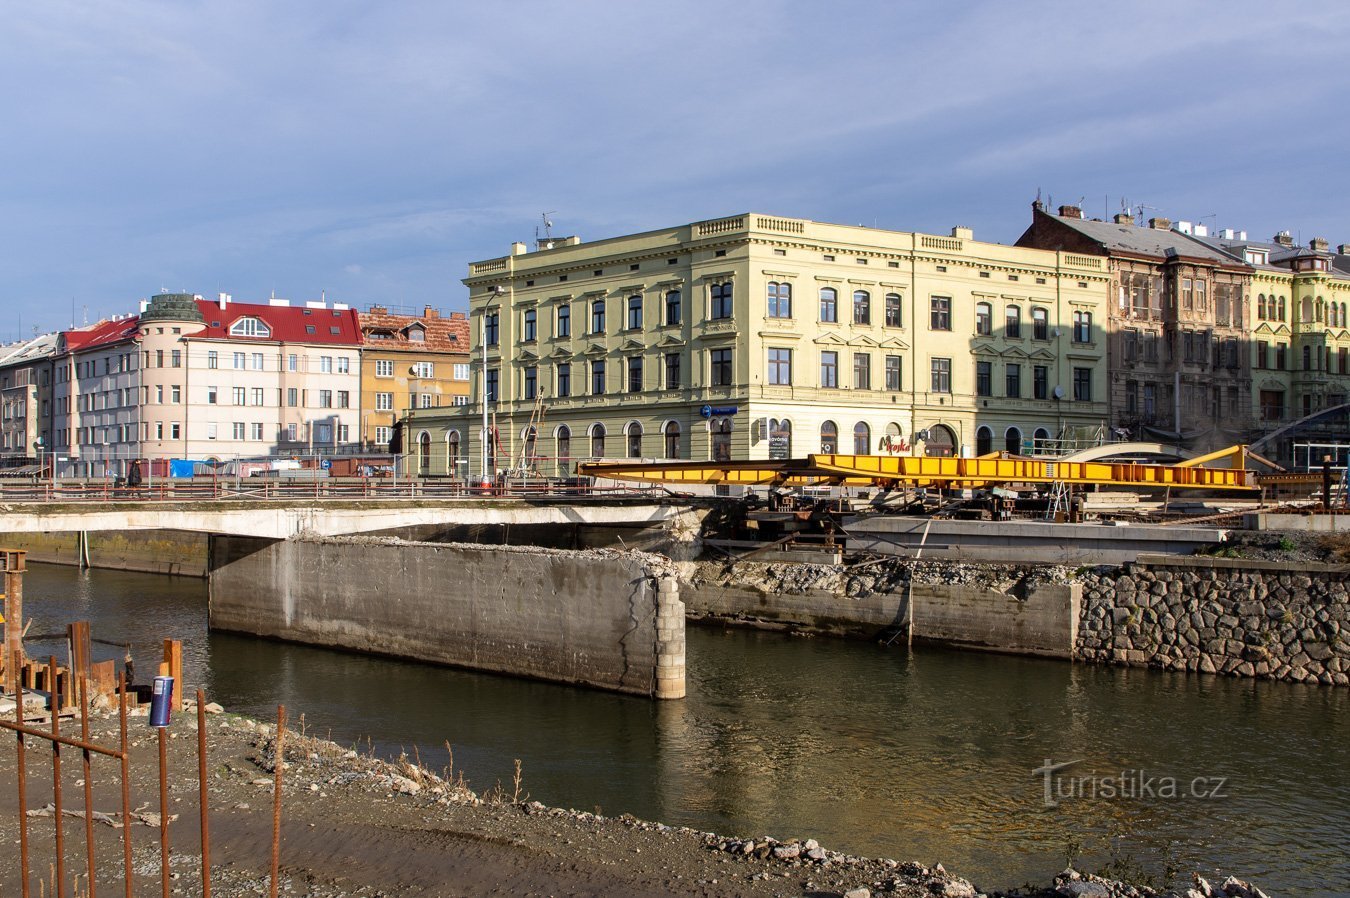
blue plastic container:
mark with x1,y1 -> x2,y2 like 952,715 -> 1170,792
149,675 -> 174,727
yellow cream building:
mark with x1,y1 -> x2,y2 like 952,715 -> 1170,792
407,213 -> 1111,478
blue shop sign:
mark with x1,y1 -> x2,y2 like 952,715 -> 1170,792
699,405 -> 739,418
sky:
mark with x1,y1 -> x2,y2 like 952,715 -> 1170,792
2,0 -> 1348,340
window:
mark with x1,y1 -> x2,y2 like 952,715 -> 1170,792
376,359 -> 394,377
1005,427 -> 1022,455
709,349 -> 732,386
884,293 -> 902,327
1073,367 -> 1092,401
664,353 -> 681,389
853,352 -> 871,390
207,386 -> 218,405
453,363 -> 470,380
485,312 -> 500,345
820,420 -> 838,454
975,303 -> 992,336
664,421 -> 680,459
1033,365 -> 1048,400
375,426 -> 391,445
852,290 -> 870,325
207,423 -> 217,440
1005,363 -> 1021,398
710,418 -> 732,461
627,295 -> 642,330
930,296 -> 951,330
931,358 -> 951,392
664,290 -> 681,326
524,366 -> 537,399
413,361 -> 434,378
768,348 -> 792,385
853,422 -> 871,455
1256,341 -> 1269,370
556,363 -> 571,398
156,385 -> 164,403
590,360 -> 606,395
767,282 -> 791,318
556,425 -> 571,464
1275,344 -> 1287,370
819,287 -> 838,323
557,303 -> 571,338
318,389 -> 332,408
168,422 -> 180,440
232,387 -> 246,405
233,352 -> 246,369
172,350 -> 182,368
591,299 -> 606,334
1073,310 -> 1092,343
376,392 -> 393,410
1005,305 -> 1021,338
246,422 -> 260,441
232,422 -> 245,440
287,387 -> 298,407
885,355 -> 902,391
626,422 -> 643,458
628,356 -> 643,392
486,368 -> 499,402
710,282 -> 733,319
1260,390 -> 1285,421
229,317 -> 271,338
288,354 -> 298,372
1032,307 -> 1048,340
523,309 -> 537,341
820,351 -> 838,388
171,385 -> 182,403
251,352 -> 264,370
337,390 -> 350,408
976,361 -> 992,397
590,423 -> 606,458
320,356 -> 333,373
207,351 -> 218,369
976,426 -> 993,456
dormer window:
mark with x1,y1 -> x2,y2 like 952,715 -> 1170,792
229,317 -> 271,338
404,324 -> 426,342
1245,250 -> 1268,265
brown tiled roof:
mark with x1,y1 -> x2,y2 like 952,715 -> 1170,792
359,307 -> 470,354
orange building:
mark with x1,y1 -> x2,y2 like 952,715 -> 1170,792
358,305 -> 471,451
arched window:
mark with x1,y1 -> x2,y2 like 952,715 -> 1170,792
853,421 -> 871,455
664,421 -> 681,459
1303,345 -> 1313,371
883,422 -> 902,453
853,290 -> 871,325
1257,294 -> 1267,320
820,420 -> 838,454
924,424 -> 956,458
975,426 -> 993,456
1278,297 -> 1287,321
590,423 -> 606,458
767,418 -> 792,459
710,418 -> 732,462
767,282 -> 792,318
819,287 -> 838,323
1302,297 -> 1313,323
1005,305 -> 1022,338
626,421 -> 643,458
1031,306 -> 1048,340
975,302 -> 992,336
447,430 -> 461,471
1034,427 -> 1051,451
1005,426 -> 1023,455
418,431 -> 431,473
522,425 -> 538,463
556,425 -> 571,474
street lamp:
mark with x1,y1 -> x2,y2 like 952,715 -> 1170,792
481,286 -> 506,486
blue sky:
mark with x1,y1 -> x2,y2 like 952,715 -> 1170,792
2,1 -> 1347,339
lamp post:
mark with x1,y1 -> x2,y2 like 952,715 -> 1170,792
481,286 -> 505,486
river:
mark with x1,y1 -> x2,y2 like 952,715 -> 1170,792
20,563 -> 1349,894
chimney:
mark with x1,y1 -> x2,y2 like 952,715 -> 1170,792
1310,237 -> 1329,252
422,305 -> 439,319
951,225 -> 973,240
139,299 -> 149,313
218,292 -> 230,310
1274,231 -> 1294,247
1148,217 -> 1172,230
1338,244 -> 1350,255
1113,212 -> 1134,226
1175,220 -> 1193,235
1032,199 -> 1045,212
368,305 -> 387,315
511,242 -> 528,256
450,311 -> 466,320
1058,205 -> 1083,219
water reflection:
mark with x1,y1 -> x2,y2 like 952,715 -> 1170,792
19,564 -> 1348,895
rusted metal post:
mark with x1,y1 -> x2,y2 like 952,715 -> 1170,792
16,650 -> 31,898
118,673 -> 132,898
269,704 -> 286,898
79,675 -> 97,898
49,656 -> 67,898
196,688 -> 212,898
158,725 -> 169,898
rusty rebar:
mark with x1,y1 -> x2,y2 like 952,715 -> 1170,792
79,675 -> 96,898
158,725 -> 169,898
196,689 -> 212,898
49,657 -> 67,898
118,673 -> 132,898
269,704 -> 286,898
16,650 -> 31,898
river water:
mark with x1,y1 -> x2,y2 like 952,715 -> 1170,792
20,564 -> 1349,894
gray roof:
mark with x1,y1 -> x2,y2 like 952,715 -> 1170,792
0,332 -> 59,368
1048,214 -> 1245,266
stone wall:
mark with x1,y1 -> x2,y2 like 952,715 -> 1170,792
1076,556 -> 1349,685
208,535 -> 685,698
0,529 -> 208,576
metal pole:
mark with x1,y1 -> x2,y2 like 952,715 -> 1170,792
158,725 -> 170,898
196,689 -> 212,898
49,656 -> 67,898
15,650 -> 31,898
118,673 -> 132,898
269,705 -> 286,898
79,676 -> 96,898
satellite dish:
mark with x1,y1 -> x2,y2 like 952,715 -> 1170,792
1052,385 -> 1066,400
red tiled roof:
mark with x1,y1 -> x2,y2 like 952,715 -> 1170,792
359,309 -> 470,354
64,316 -> 141,352
193,300 -> 363,345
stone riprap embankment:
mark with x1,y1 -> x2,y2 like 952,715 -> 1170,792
1076,556 -> 1349,686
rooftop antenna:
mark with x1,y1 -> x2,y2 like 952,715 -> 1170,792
535,211 -> 558,250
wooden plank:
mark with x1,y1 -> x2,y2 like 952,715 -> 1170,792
90,660 -> 117,699
163,639 -> 183,712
